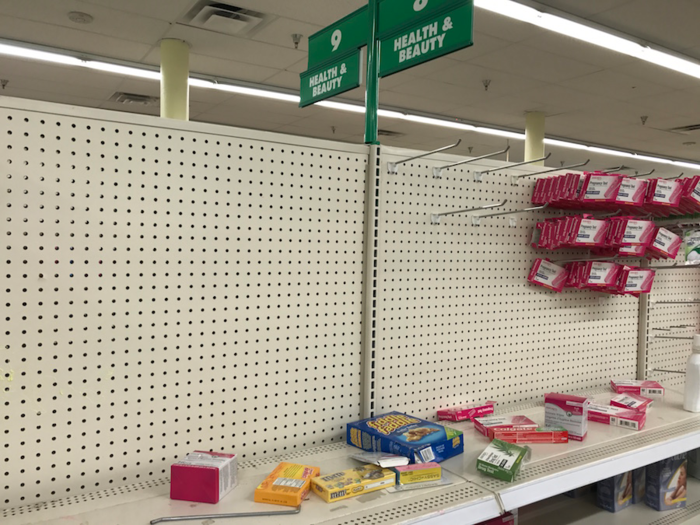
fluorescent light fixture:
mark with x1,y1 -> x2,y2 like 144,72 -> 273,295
0,43 -> 83,66
83,61 -> 161,80
399,114 -> 477,131
475,127 -> 525,139
474,0 -> 700,80
544,138 -> 589,151
317,100 -> 365,112
202,82 -> 300,103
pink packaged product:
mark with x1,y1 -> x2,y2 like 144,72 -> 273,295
620,219 -> 656,247
573,217 -> 609,247
619,267 -> 655,295
680,176 -> 700,213
580,173 -> 623,205
438,401 -> 496,422
611,379 -> 665,399
648,228 -> 682,259
171,451 -> 238,504
544,393 -> 589,441
474,415 -> 538,439
588,403 -> 646,431
565,262 -> 622,291
616,177 -> 648,208
648,178 -> 682,208
528,259 -> 568,292
610,393 -> 653,412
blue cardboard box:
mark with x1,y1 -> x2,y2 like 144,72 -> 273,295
646,454 -> 687,511
347,412 -> 464,464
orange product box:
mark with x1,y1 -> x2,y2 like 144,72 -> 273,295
254,462 -> 320,507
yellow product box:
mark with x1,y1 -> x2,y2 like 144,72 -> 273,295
311,465 -> 395,503
392,462 -> 441,484
254,462 -> 320,507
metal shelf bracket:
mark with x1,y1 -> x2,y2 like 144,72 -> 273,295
431,199 -> 508,225
472,203 -> 548,227
511,159 -> 590,185
473,153 -> 551,182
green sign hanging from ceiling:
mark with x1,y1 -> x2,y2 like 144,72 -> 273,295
378,2 -> 474,78
299,49 -> 363,108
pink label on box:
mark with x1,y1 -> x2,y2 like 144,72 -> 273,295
582,175 -> 621,202
574,219 -> 608,246
623,270 -> 655,293
528,259 -> 568,292
610,393 -> 653,412
653,179 -> 682,206
622,220 -> 655,246
588,403 -> 646,430
616,178 -> 647,206
438,402 -> 495,422
611,380 -> 664,398
651,228 -> 681,258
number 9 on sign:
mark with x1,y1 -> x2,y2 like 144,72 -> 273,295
331,29 -> 342,51
414,0 -> 428,11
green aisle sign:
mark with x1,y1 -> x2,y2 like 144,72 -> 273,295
378,2 -> 473,77
307,6 -> 368,69
300,50 -> 362,108
378,0 -> 464,37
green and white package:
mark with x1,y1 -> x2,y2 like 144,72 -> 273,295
476,439 -> 530,482
683,229 -> 700,263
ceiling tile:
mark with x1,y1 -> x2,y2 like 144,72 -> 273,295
558,69 -> 672,101
0,15 -> 153,62
251,18 -> 322,52
0,86 -> 103,108
630,90 -> 700,119
519,31 -> 633,69
513,84 -> 606,111
379,91 -> 465,115
209,0 -> 366,28
161,24 -> 306,70
83,0 -> 194,22
0,1 -> 170,46
468,45 -> 602,83
449,106 -> 525,128
591,0 -> 700,51
474,9 -> 543,43
450,33 -> 513,61
264,71 -> 301,90
431,63 -> 546,96
615,61 -> 700,91
388,78 -> 489,106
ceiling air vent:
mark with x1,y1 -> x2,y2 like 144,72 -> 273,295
180,1 -> 270,37
109,92 -> 159,106
378,129 -> 404,138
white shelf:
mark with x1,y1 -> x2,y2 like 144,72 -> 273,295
441,388 -> 700,512
519,478 -> 700,525
3,389 -> 700,525
1,443 -> 501,525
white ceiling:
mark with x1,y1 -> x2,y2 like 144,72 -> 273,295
1,0 -> 700,175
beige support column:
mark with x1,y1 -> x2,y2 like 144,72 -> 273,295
525,111 -> 545,165
160,39 -> 190,121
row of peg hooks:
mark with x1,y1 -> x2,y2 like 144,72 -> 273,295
387,140 -> 687,183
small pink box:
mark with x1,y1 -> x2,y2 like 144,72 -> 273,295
588,403 -> 646,431
616,177 -> 648,207
438,401 -> 496,422
610,393 -> 653,412
528,259 -> 568,292
474,415 -> 538,440
171,451 -> 238,504
544,393 -> 589,441
611,379 -> 664,398
621,220 -> 656,247
621,269 -> 655,294
649,228 -> 682,259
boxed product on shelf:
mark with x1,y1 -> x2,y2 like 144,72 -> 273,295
544,393 -> 589,441
170,451 -> 238,504
254,462 -> 320,507
392,462 -> 441,484
646,454 -> 687,511
476,439 -> 530,482
633,467 -> 646,504
647,178 -> 682,209
617,266 -> 656,296
616,177 -> 648,208
580,173 -> 623,205
620,219 -> 656,247
588,403 -> 646,430
597,471 -> 633,512
611,379 -> 665,398
348,451 -> 409,468
311,465 -> 394,503
527,259 -> 568,293
610,393 -> 653,412
474,415 -> 539,440
347,412 -> 464,463
688,449 -> 700,480
489,426 -> 569,444
437,401 -> 496,422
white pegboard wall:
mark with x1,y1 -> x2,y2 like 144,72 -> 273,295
0,98 -> 367,509
645,253 -> 700,388
375,146 -> 640,418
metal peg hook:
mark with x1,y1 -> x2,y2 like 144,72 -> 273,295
635,169 -> 656,178
601,166 -> 634,174
654,336 -> 694,340
472,203 -> 548,226
652,369 -> 685,374
473,153 -> 551,182
512,159 -> 590,183
553,255 -> 623,264
648,263 -> 700,270
433,145 -> 511,179
387,139 -> 462,175
431,199 -> 508,225
664,172 -> 685,180
650,299 -> 700,306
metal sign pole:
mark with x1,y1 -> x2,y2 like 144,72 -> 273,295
365,0 -> 380,145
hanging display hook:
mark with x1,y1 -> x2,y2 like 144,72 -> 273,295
472,153 -> 551,182
635,169 -> 656,178
431,199 -> 508,225
472,203 -> 548,226
511,160 -> 590,183
433,145 -> 511,179
387,139 -> 462,175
